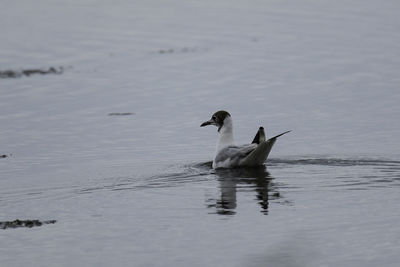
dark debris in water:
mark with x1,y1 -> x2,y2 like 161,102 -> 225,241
0,154 -> 8,158
159,49 -> 175,54
108,112 -> 135,116
157,47 -> 206,54
1,219 -> 56,229
0,67 -> 64,79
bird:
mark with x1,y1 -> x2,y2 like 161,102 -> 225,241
200,110 -> 290,169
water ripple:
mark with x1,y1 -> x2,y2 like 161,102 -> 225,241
77,162 -> 214,194
269,156 -> 400,190
268,157 -> 400,167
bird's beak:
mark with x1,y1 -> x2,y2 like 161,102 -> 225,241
200,120 -> 212,127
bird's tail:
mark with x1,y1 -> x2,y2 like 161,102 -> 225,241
243,130 -> 291,166
268,130 -> 291,140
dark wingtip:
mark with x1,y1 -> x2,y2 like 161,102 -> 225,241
252,131 -> 261,144
252,126 -> 266,144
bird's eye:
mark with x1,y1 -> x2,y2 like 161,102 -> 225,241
212,116 -> 216,120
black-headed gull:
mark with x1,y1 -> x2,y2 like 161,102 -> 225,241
201,110 -> 290,169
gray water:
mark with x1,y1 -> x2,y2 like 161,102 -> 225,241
1,0 -> 400,266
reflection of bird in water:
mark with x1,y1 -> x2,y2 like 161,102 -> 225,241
207,165 -> 281,215
200,110 -> 290,169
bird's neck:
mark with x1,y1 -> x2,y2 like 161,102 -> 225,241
216,117 -> 235,152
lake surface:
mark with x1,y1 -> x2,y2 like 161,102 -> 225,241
1,0 -> 400,266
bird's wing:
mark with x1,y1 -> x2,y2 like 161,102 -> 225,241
214,144 -> 257,166
215,131 -> 291,168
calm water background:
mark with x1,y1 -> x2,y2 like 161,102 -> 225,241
1,0 -> 400,266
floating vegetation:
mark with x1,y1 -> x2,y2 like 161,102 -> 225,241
108,112 -> 135,116
1,219 -> 57,229
0,66 -> 65,79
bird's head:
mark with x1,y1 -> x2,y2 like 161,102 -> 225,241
200,110 -> 231,132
